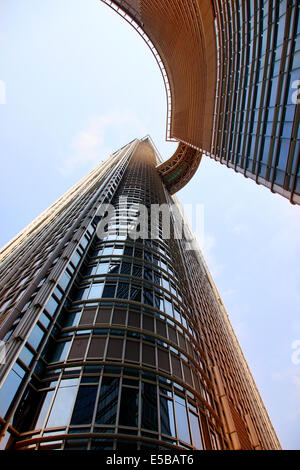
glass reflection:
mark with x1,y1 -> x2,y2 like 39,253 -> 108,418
96,377 -> 119,425
119,387 -> 138,427
71,385 -> 98,425
141,382 -> 157,431
46,378 -> 78,428
160,396 -> 176,437
36,390 -> 54,428
174,395 -> 191,444
189,411 -> 203,449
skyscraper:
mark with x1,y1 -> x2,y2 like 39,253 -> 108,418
102,0 -> 300,203
0,138 -> 281,450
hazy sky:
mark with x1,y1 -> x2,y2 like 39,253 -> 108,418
0,0 -> 300,449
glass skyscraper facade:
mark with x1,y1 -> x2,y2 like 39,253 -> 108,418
212,0 -> 300,203
103,0 -> 300,203
0,138 -> 281,450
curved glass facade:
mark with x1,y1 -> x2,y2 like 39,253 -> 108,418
212,0 -> 300,202
0,139 -> 281,450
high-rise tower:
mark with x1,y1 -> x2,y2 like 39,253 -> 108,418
0,138 -> 280,450
101,0 -> 300,204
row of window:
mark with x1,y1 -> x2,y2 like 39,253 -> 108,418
214,0 -> 299,190
33,376 -> 204,449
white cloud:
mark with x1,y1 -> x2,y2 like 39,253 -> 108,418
232,223 -> 248,235
58,110 -> 147,175
202,233 -> 224,279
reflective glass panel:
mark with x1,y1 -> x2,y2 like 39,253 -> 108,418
119,387 -> 138,427
174,395 -> 191,444
160,396 -> 176,437
96,377 -> 119,425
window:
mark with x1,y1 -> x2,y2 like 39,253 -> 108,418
46,378 -> 78,428
130,286 -> 141,302
119,387 -> 138,427
96,377 -> 119,425
19,346 -> 34,366
132,264 -> 142,277
121,262 -> 131,274
70,385 -> 98,425
49,341 -> 71,363
143,288 -> 153,306
88,283 -> 104,300
45,296 -> 59,316
36,390 -> 55,428
28,325 -> 45,351
116,283 -> 129,299
164,299 -> 173,317
59,272 -> 71,291
141,382 -> 157,431
102,284 -> 116,298
108,263 -> 120,274
189,411 -> 203,449
174,395 -> 191,444
73,287 -> 89,301
0,365 -> 24,416
160,396 -> 176,437
96,263 -> 109,275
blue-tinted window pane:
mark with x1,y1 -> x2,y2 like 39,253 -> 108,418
28,325 -> 45,350
119,387 -> 138,427
96,263 -> 109,275
174,395 -> 191,444
36,390 -> 55,428
130,286 -> 141,302
70,386 -> 97,425
96,377 -> 119,425
116,283 -> 129,299
71,251 -> 81,267
108,263 -> 120,274
39,312 -> 51,328
102,246 -> 114,256
46,379 -> 78,428
153,271 -> 161,285
134,248 -> 143,259
144,268 -> 153,281
143,288 -> 153,306
132,265 -> 142,277
102,284 -> 116,298
73,287 -> 89,301
58,310 -> 80,328
19,346 -> 34,366
88,283 -> 104,299
45,297 -> 59,316
277,138 -> 290,171
141,382 -> 157,431
50,341 -> 71,363
120,262 -> 131,274
160,397 -> 176,437
164,299 -> 173,317
0,368 -> 23,416
59,272 -> 71,291
189,411 -> 203,449
162,277 -> 169,290
113,246 -> 124,256
154,295 -> 163,310
124,246 -> 133,256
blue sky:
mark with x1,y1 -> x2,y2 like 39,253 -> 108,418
0,0 -> 300,449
